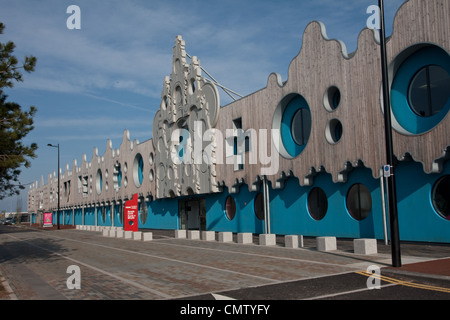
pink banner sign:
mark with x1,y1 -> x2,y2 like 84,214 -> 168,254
43,212 -> 53,227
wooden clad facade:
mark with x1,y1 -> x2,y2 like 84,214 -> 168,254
28,0 -> 450,242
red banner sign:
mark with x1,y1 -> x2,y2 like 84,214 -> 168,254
43,212 -> 53,227
124,194 -> 138,231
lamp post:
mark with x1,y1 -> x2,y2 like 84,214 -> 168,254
47,143 -> 60,230
378,0 -> 401,267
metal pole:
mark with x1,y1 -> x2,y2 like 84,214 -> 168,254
263,177 -> 268,234
48,143 -> 61,230
265,177 -> 271,234
380,168 -> 388,246
378,0 -> 401,267
57,144 -> 60,230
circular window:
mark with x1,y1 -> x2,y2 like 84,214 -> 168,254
325,119 -> 343,144
347,184 -> 372,221
96,169 -> 102,195
273,94 -> 312,159
133,153 -> 144,187
116,203 -> 123,224
324,86 -> 341,112
140,199 -> 148,224
408,65 -> 450,117
149,152 -> 154,166
432,175 -> 450,220
291,108 -> 312,146
101,206 -> 106,223
307,187 -> 328,221
225,196 -> 236,221
149,169 -> 154,182
390,46 -> 450,135
254,192 -> 265,221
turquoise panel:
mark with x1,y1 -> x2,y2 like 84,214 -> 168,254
64,209 -> 72,225
395,160 -> 450,243
140,198 -> 178,230
113,205 -> 123,227
207,186 -> 265,234
84,207 -> 95,225
97,206 -> 111,227
74,209 -> 82,225
270,168 -> 384,239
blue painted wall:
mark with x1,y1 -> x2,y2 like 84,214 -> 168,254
395,160 -> 450,243
207,186 -> 265,234
96,205 -> 112,227
65,160 -> 449,243
74,208 -> 82,225
64,209 -> 72,225
270,167 -> 384,239
83,207 -> 95,225
139,198 -> 179,230
203,162 -> 450,243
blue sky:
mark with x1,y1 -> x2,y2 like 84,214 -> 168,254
0,0 -> 405,211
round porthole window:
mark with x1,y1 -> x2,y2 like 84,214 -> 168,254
101,206 -> 106,223
139,198 -> 148,225
324,86 -> 341,112
96,169 -> 102,195
325,119 -> 343,144
133,153 -> 144,187
225,196 -> 236,221
346,183 -> 372,221
431,175 -> 450,221
273,94 -> 312,159
408,65 -> 450,117
254,192 -> 265,221
390,46 -> 450,135
307,187 -> 328,221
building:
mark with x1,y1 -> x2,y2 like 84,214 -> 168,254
28,0 -> 450,243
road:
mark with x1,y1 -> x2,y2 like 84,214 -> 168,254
1,224 -> 449,313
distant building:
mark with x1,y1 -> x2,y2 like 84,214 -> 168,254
28,0 -> 450,242
2,212 -> 29,222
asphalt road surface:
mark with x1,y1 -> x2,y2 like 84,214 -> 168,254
1,224 -> 449,314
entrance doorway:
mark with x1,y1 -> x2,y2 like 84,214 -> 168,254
179,198 -> 206,231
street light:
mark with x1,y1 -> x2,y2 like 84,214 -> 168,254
378,0 -> 401,267
47,143 -> 60,230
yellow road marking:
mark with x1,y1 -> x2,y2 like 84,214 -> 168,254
356,271 -> 450,294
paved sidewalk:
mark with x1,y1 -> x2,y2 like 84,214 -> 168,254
386,257 -> 450,278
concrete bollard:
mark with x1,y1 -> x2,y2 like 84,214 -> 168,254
175,230 -> 187,239
133,231 -> 143,240
116,230 -> 124,238
354,238 -> 377,255
202,231 -> 216,241
259,234 -> 276,246
124,231 -> 133,239
142,232 -> 153,241
285,235 -> 298,248
237,233 -> 253,244
317,236 -> 337,251
188,230 -> 200,240
218,232 -> 233,243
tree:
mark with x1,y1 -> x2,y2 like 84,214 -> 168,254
0,22 -> 38,200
